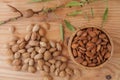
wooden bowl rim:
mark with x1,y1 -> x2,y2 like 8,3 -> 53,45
68,26 -> 114,69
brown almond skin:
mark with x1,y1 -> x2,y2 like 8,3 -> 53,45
45,62 -> 51,67
41,37 -> 48,42
14,52 -> 21,59
77,51 -> 82,57
25,32 -> 31,41
43,65 -> 50,73
24,58 -> 30,64
37,59 -> 45,70
29,58 -> 34,66
28,66 -> 36,73
79,47 -> 86,51
38,59 -> 45,66
48,59 -> 56,64
18,49 -> 26,53
31,51 -> 37,58
38,47 -> 46,54
22,64 -> 28,71
73,69 -> 81,75
104,52 -> 111,59
83,39 -> 88,44
91,37 -> 98,43
19,42 -> 26,49
99,34 -> 106,39
17,38 -> 24,44
31,32 -> 37,40
71,27 -> 112,67
82,61 -> 88,66
24,9 -> 34,18
75,57 -> 84,64
27,48 -> 34,53
26,24 -> 33,32
71,43 -> 78,49
92,59 -> 98,63
22,52 -> 30,59
54,68 -> 60,76
56,43 -> 62,51
91,47 -> 97,54
12,59 -> 21,66
98,53 -> 103,61
93,28 -> 100,35
34,53 -> 43,60
79,41 -> 85,47
85,56 -> 91,64
97,45 -> 101,52
40,41 -> 47,47
32,24 -> 40,32
96,39 -> 102,45
88,31 -> 96,37
59,71 -> 66,77
44,51 -> 52,61
81,31 -> 87,37
43,75 -> 53,80
53,51 -> 60,57
28,40 -> 39,46
55,56 -> 68,62
86,51 -> 94,58
55,60 -> 62,68
65,67 -> 73,75
87,36 -> 92,41
50,64 -> 55,73
36,34 -> 40,41
86,42 -> 95,47
60,63 -> 67,70
39,27 -> 46,36
77,31 -> 83,36
49,48 -> 56,53
13,65 -> 21,71
49,40 -> 56,48
11,44 -> 19,52
72,49 -> 78,57
97,57 -> 101,65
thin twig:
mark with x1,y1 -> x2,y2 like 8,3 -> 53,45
0,5 -> 23,25
7,5 -> 23,16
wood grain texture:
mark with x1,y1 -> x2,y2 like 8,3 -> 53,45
0,0 -> 120,80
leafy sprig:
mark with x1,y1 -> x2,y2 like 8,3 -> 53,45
67,10 -> 82,16
64,20 -> 75,32
101,7 -> 108,28
60,24 -> 64,41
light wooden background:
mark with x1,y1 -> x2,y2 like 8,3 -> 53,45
0,0 -> 120,80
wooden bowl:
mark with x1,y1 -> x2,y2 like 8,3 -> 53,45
68,26 -> 113,69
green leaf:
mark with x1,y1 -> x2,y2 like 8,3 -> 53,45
60,24 -> 64,41
102,7 -> 108,26
65,1 -> 84,7
30,0 -> 52,3
90,8 -> 94,18
43,7 -> 57,13
64,20 -> 75,32
0,21 -> 4,25
67,10 -> 82,16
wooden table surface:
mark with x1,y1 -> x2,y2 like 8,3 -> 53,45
0,0 -> 120,80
